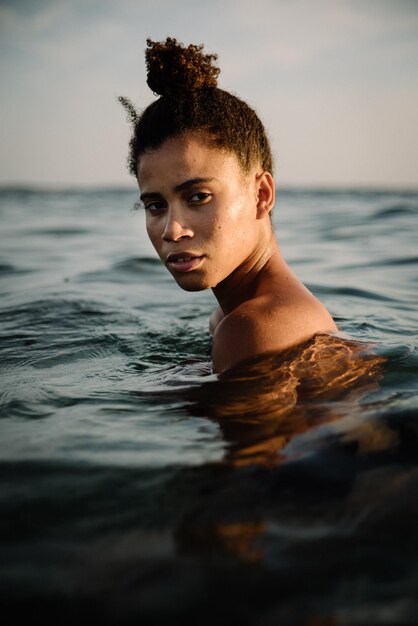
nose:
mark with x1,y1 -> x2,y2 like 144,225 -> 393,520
162,208 -> 194,242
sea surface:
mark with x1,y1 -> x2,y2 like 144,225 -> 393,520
1,186 -> 417,625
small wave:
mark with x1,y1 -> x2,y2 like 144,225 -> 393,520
0,298 -> 118,344
1,297 -> 111,320
139,324 -> 211,362
373,202 -> 418,218
0,263 -> 32,276
23,227 -> 89,237
112,256 -> 162,272
374,255 -> 418,268
307,284 -> 397,303
339,255 -> 418,270
77,256 -> 165,284
0,398 -> 53,420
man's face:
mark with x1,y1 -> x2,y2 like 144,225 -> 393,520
137,133 -> 263,292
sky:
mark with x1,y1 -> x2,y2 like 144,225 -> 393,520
1,0 -> 418,189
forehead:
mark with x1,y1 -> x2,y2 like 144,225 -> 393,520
137,134 -> 243,187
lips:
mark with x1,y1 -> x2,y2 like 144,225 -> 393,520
166,252 -> 204,273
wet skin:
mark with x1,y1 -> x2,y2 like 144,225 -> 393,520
137,132 -> 337,372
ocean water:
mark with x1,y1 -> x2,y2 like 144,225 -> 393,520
1,186 -> 417,625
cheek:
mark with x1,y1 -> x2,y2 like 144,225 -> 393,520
214,206 -> 249,240
145,222 -> 153,242
145,220 -> 161,250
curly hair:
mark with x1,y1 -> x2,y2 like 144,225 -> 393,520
119,37 -> 273,177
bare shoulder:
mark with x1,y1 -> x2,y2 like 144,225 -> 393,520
209,306 -> 225,336
212,294 -> 337,373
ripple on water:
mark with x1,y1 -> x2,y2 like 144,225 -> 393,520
0,263 -> 33,276
373,201 -> 418,218
21,227 -> 90,237
76,255 -> 168,285
306,284 -> 398,303
1,188 -> 418,624
112,256 -> 162,272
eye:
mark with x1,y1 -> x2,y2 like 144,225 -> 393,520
144,199 -> 166,215
188,192 -> 213,205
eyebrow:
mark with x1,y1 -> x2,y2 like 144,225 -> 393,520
140,177 -> 217,202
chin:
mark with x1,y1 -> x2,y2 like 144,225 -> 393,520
173,275 -> 211,292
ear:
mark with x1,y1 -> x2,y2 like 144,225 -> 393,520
255,171 -> 275,219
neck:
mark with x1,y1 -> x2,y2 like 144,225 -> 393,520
213,231 -> 281,315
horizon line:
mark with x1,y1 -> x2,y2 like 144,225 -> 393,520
1,182 -> 418,194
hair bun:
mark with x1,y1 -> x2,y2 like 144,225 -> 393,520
145,37 -> 219,96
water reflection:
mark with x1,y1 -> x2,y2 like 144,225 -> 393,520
176,520 -> 267,562
191,334 -> 388,468
130,329 -> 396,614
157,331 -> 392,607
